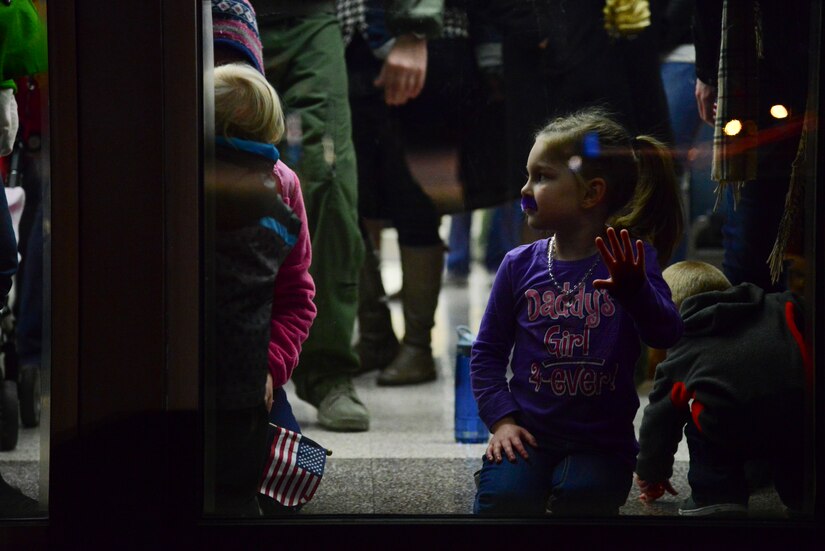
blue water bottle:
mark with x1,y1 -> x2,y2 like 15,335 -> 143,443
454,326 -> 488,443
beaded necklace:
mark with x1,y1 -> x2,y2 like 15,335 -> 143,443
547,234 -> 601,307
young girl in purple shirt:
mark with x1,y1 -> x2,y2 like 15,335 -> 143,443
471,108 -> 684,516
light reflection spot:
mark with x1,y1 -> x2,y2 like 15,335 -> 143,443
723,119 -> 742,136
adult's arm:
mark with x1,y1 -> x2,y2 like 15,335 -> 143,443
375,0 -> 445,105
384,0 -> 444,39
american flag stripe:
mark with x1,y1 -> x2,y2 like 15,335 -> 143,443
263,429 -> 296,497
270,436 -> 298,498
279,462 -> 302,505
285,470 -> 309,507
262,429 -> 289,496
258,429 -> 284,493
305,475 -> 322,500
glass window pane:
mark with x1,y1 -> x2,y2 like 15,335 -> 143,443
202,0 -> 819,521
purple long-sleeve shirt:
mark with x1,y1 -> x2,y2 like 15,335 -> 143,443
471,238 -> 683,465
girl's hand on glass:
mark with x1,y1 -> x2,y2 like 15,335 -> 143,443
487,417 -> 537,463
635,474 -> 678,503
593,227 -> 647,300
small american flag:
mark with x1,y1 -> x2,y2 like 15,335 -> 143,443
258,424 -> 328,507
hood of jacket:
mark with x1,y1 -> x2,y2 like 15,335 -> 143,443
679,282 -> 765,337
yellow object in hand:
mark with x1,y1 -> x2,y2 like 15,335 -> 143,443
603,0 -> 651,38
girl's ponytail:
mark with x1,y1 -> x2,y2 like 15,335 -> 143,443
610,135 -> 683,265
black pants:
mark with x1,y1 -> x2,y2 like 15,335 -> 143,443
685,421 -> 804,510
214,404 -> 270,516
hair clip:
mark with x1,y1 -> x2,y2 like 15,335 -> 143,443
583,132 -> 600,158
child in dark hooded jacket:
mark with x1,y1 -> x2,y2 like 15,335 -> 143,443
635,261 -> 809,516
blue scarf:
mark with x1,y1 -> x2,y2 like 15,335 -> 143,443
215,136 -> 280,164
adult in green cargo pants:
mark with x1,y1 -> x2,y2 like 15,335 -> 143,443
254,1 -> 367,431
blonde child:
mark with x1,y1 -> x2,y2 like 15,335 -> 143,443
471,108 -> 684,516
212,62 -> 315,515
636,261 -> 807,516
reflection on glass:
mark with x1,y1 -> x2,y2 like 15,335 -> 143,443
0,0 -> 49,519
201,0 -> 817,521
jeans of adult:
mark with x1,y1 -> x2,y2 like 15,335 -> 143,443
721,130 -> 797,293
473,441 -> 633,516
660,61 -> 717,263
257,10 -> 365,405
446,199 -> 522,276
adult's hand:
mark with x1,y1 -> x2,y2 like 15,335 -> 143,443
695,79 -> 717,127
374,34 -> 427,106
0,89 -> 19,157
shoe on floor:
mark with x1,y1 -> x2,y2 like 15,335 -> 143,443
678,496 -> 748,517
377,344 -> 436,386
316,379 -> 369,432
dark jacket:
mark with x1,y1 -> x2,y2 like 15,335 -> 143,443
635,283 -> 807,482
694,0 -> 809,102
213,155 -> 303,410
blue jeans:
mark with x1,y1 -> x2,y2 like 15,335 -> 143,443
473,442 -> 633,516
722,182 -> 787,293
660,61 -> 718,263
446,200 -> 522,275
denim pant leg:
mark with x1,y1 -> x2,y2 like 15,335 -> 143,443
548,451 -> 633,516
722,169 -> 788,293
484,200 -> 522,273
473,445 -> 556,516
446,212 -> 472,276
685,422 -> 749,506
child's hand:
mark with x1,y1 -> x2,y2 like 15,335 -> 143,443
265,373 -> 274,413
635,474 -> 678,503
593,227 -> 647,300
487,417 -> 538,463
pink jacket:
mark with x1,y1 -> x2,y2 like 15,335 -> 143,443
269,160 -> 316,387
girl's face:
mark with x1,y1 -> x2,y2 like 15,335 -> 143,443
520,141 -> 583,232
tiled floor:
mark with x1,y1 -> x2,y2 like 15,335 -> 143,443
287,222 -> 787,518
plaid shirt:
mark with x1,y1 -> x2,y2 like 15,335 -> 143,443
336,0 -> 468,49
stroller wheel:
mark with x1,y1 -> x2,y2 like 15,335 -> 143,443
19,365 -> 40,428
0,380 -> 19,451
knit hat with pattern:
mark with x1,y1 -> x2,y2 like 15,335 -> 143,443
212,0 -> 264,74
